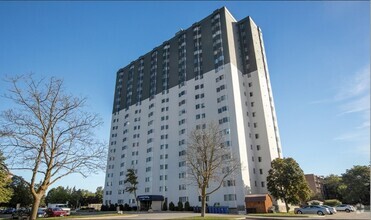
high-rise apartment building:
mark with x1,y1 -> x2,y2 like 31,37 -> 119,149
104,7 -> 282,210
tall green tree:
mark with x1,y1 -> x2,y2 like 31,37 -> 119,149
124,168 -> 138,208
341,165 -> 370,205
94,187 -> 104,204
45,186 -> 70,204
0,150 -> 13,203
0,75 -> 106,220
8,176 -> 33,207
267,157 -> 311,212
323,174 -> 343,200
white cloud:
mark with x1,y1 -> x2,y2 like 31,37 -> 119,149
332,66 -> 370,143
335,66 -> 370,102
338,95 -> 370,115
334,132 -> 362,141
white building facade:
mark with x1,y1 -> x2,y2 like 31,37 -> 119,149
104,7 -> 282,211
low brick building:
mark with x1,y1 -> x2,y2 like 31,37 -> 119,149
245,194 -> 273,213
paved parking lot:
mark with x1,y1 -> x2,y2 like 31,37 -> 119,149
245,211 -> 371,220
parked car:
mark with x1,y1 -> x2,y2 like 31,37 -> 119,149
321,205 -> 337,214
48,203 -> 71,216
37,208 -> 47,217
294,205 -> 331,215
336,204 -> 355,212
3,208 -> 16,214
45,207 -> 67,217
11,208 -> 31,219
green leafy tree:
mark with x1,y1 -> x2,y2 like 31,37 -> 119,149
186,122 -> 240,217
323,174 -> 343,200
0,75 -> 106,220
267,157 -> 311,212
124,168 -> 138,208
8,176 -> 33,207
69,187 -> 81,209
341,165 -> 370,205
0,150 -> 13,203
94,186 -> 104,203
45,186 -> 70,204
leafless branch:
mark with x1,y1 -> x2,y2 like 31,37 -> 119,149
0,74 -> 107,220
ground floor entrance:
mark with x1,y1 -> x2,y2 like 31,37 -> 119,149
137,195 -> 164,211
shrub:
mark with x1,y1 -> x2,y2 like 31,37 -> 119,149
100,205 -> 108,211
162,200 -> 168,211
177,201 -> 183,211
123,203 -> 130,211
109,204 -> 116,211
184,201 -> 190,211
324,199 -> 341,207
169,202 -> 175,211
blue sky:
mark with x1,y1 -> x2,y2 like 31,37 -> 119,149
0,1 -> 369,193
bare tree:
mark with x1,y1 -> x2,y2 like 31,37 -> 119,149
0,75 -> 106,220
186,122 -> 240,217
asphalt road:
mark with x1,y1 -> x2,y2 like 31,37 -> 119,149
0,211 -> 370,220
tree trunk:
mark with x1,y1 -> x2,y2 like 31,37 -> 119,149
201,187 -> 206,217
284,199 -> 289,213
30,194 -> 42,220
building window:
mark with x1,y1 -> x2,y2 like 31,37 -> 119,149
218,106 -> 228,114
223,180 -> 236,187
179,119 -> 186,125
179,129 -> 186,135
179,172 -> 186,179
224,194 -> 237,201
216,85 -> 226,92
219,117 -> 229,125
261,181 -> 265,187
258,157 -> 262,162
179,161 -> 186,167
198,196 -> 209,202
179,150 -> 186,157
